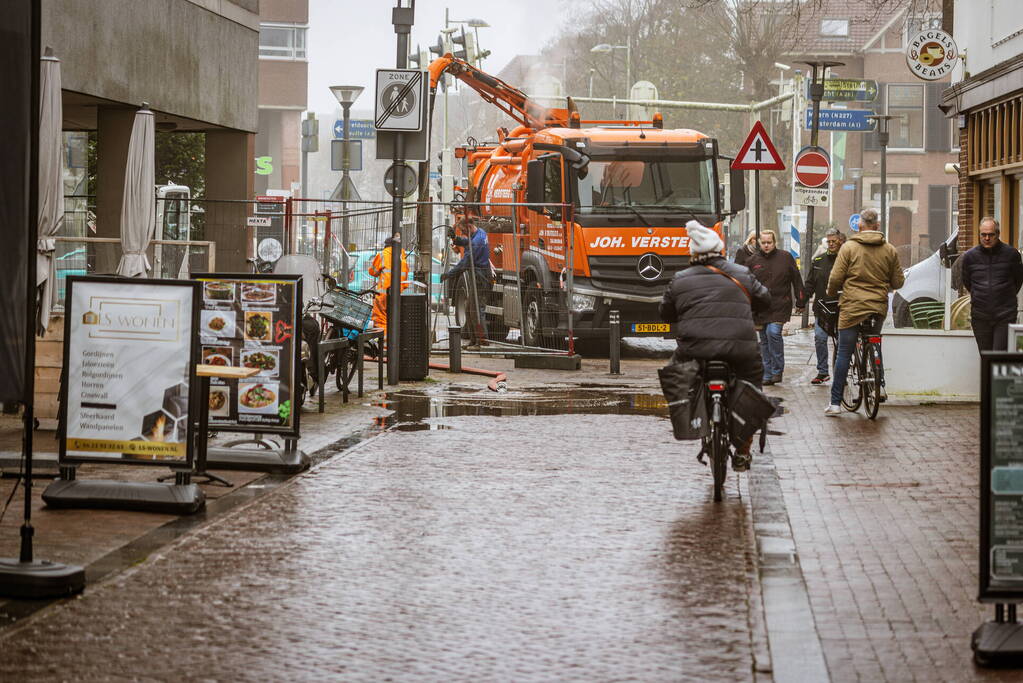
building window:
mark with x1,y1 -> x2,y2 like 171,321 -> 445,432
820,19 -> 849,37
887,84 -> 925,149
259,24 -> 307,60
908,15 -> 942,33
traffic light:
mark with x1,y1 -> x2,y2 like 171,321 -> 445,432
301,113 -> 318,153
450,27 -> 469,61
408,44 -> 431,70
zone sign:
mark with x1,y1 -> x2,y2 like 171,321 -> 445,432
375,69 -> 426,132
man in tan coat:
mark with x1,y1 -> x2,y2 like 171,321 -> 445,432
824,209 -> 905,414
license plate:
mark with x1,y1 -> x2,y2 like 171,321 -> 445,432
632,323 -> 670,333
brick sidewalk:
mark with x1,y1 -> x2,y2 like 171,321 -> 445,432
765,330 -> 1015,681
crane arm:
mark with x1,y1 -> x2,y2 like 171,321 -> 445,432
428,55 -> 565,130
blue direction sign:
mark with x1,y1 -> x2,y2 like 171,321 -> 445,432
333,119 -> 377,140
805,108 -> 876,132
849,213 -> 860,232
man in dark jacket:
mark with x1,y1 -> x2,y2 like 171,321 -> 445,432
802,228 -> 844,384
961,217 -> 1023,351
747,230 -> 804,385
659,222 -> 771,389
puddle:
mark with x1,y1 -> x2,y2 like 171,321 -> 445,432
373,387 -> 668,430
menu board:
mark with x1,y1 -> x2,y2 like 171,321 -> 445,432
60,277 -> 199,466
192,273 -> 301,437
981,355 -> 1023,600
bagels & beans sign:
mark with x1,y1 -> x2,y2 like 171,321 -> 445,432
906,28 -> 958,81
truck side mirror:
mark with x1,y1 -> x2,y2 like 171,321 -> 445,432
526,158 -> 544,209
728,168 -> 746,214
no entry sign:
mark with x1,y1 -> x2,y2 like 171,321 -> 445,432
794,148 -> 831,188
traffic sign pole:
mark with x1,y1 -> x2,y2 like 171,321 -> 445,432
755,169 -> 761,242
388,2 -> 415,386
799,60 -> 843,328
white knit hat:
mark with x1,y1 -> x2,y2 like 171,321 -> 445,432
686,220 -> 724,255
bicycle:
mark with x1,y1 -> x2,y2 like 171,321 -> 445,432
698,360 -> 734,502
839,315 -> 884,420
318,275 -> 377,394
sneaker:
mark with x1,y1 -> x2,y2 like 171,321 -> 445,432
762,377 -> 776,386
771,374 -> 783,384
824,404 -> 842,416
811,373 -> 830,385
732,453 -> 751,472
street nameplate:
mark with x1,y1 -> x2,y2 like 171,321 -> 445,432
804,108 -> 877,132
246,216 -> 272,228
815,78 -> 878,102
333,119 -> 377,139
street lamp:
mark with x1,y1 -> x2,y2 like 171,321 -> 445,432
867,114 -> 895,239
330,84 -> 364,285
591,38 -> 631,117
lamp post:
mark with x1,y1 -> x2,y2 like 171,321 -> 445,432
588,68 -> 596,98
867,114 -> 894,239
590,37 -> 631,117
329,84 -> 363,286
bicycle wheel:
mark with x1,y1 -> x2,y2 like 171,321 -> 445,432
862,342 -> 881,419
841,343 -> 864,412
335,344 -> 358,392
710,423 -> 728,502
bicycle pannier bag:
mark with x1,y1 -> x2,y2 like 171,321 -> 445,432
729,379 -> 775,448
658,361 -> 709,441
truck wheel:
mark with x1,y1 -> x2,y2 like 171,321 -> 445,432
523,283 -> 554,347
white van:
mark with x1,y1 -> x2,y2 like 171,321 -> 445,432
891,229 -> 958,327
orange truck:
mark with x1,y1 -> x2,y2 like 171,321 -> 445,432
428,56 -> 746,349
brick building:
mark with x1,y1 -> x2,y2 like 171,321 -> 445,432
942,1 -> 1023,259
786,0 -> 958,268
256,0 -> 308,195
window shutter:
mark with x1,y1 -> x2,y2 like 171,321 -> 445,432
928,185 -> 950,250
925,83 -> 950,152
864,82 -> 886,151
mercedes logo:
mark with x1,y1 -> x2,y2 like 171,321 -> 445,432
637,252 -> 664,281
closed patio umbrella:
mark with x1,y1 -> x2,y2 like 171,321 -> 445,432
116,105 -> 155,277
36,48 -> 63,334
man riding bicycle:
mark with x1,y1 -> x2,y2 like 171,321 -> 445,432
659,221 -> 771,467
824,208 -> 905,415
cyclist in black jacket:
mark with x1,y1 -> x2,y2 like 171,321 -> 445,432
962,217 -> 1023,351
659,221 -> 771,388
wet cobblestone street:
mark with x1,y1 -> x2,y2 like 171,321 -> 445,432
0,391 -> 759,681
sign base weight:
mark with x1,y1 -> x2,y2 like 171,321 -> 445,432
973,620 -> 1023,667
204,446 -> 309,474
0,557 -> 85,599
41,479 -> 205,515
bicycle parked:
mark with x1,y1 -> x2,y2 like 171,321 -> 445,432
318,274 -> 378,394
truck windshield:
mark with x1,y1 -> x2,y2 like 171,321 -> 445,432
575,159 -> 715,215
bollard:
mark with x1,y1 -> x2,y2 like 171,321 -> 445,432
448,326 -> 462,373
609,310 -> 622,375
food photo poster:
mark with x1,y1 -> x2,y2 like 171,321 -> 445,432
194,275 -> 300,435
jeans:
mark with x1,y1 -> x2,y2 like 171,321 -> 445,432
972,315 -> 1014,352
758,322 -> 784,379
813,321 -> 832,375
830,316 -> 885,405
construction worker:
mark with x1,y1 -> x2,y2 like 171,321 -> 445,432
367,232 -> 408,334
441,213 -> 491,343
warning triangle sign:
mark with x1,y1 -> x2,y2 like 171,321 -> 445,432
731,120 -> 785,171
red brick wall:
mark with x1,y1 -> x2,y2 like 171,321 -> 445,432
957,126 -> 973,252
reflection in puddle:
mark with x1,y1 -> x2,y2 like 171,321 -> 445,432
372,387 -> 668,430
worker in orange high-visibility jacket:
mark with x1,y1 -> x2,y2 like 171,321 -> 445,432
367,233 -> 409,334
